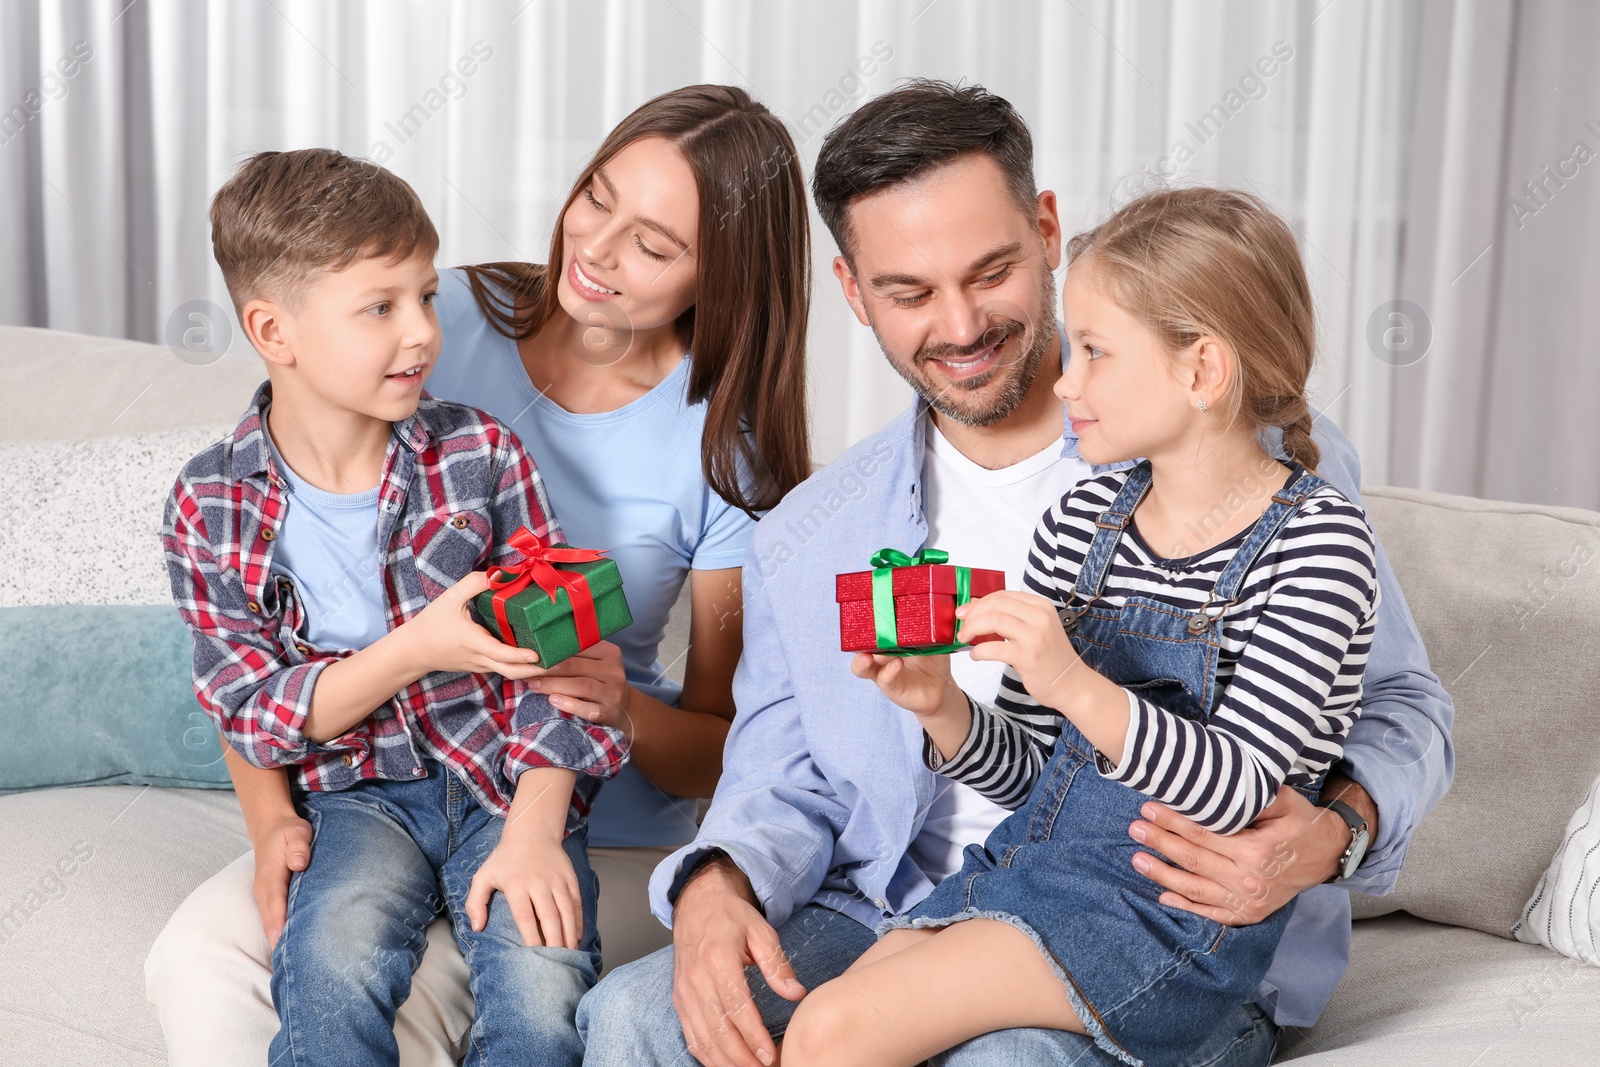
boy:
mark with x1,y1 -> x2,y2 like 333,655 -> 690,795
162,148 -> 625,1065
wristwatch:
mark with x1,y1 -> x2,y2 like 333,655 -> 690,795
1315,797 -> 1371,883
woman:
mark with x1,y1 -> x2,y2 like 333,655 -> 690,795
145,84 -> 811,1064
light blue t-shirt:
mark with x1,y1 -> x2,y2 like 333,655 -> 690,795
428,268 -> 755,848
262,415 -> 389,653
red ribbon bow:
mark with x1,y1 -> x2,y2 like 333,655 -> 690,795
486,527 -> 609,653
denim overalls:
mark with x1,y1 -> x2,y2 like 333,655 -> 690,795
888,460 -> 1334,1067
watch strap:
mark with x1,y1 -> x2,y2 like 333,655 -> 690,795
1315,797 -> 1369,882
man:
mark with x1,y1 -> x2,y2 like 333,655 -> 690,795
579,80 -> 1453,1067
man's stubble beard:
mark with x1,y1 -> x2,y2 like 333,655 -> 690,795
870,261 -> 1058,429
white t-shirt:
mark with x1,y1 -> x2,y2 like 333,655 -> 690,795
906,414 -> 1092,882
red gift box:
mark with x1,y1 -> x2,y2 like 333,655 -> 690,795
836,552 -> 1005,653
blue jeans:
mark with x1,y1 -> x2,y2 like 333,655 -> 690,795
577,903 -> 1278,1066
267,758 -> 600,1067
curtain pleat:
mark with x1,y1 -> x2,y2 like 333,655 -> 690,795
1,0 -> 1421,477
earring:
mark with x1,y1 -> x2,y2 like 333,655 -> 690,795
1197,399 -> 1209,413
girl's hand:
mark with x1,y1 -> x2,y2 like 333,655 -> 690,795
527,641 -> 634,735
465,826 -> 583,950
851,650 -> 964,720
400,570 -> 544,680
958,590 -> 1084,712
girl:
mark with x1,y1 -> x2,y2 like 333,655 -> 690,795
146,84 -> 811,1064
783,188 -> 1380,1067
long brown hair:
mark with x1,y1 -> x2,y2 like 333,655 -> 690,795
1065,187 -> 1321,471
461,85 -> 811,517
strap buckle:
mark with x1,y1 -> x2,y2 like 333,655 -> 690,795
1058,592 -> 1093,633
1185,590 -> 1237,635
1095,510 -> 1132,531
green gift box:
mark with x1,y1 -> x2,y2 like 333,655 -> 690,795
472,529 -> 633,669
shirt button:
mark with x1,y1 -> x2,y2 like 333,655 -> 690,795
413,766 -> 424,776
451,515 -> 469,529
296,643 -> 310,654
260,528 -> 276,542
246,601 -> 261,614
874,898 -> 886,909
342,754 -> 354,766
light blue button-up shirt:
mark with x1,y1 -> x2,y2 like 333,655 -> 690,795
650,378 -> 1455,1028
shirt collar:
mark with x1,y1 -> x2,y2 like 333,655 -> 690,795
228,380 -> 433,484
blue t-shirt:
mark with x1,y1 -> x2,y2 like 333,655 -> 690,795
262,414 -> 388,653
428,268 -> 755,848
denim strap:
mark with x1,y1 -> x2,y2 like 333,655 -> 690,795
1071,460 -> 1154,604
1207,468 -> 1331,605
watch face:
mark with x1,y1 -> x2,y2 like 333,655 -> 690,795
1343,829 -> 1372,878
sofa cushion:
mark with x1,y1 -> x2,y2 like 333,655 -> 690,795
1349,487 -> 1600,938
0,785 -> 248,1063
1278,914 -> 1600,1064
0,606 -> 230,792
0,425 -> 233,607
1512,771 -> 1600,964
0,325 -> 260,443
0,424 -> 244,792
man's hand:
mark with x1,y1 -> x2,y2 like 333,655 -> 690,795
672,857 -> 804,1067
1128,781 -> 1370,926
251,814 -> 312,949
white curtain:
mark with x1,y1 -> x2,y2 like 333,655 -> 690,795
1392,0 -> 1600,510
1,0 -> 1418,474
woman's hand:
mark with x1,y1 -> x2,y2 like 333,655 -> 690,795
527,641 -> 635,735
959,590 -> 1084,711
250,814 -> 312,949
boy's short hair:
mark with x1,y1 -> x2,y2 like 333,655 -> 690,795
812,79 -> 1038,262
209,148 -> 439,312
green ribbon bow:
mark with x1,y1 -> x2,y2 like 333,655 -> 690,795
869,547 -> 973,656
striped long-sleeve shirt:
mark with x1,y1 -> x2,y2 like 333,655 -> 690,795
930,467 -> 1381,835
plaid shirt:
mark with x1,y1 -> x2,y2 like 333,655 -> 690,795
162,382 -> 627,830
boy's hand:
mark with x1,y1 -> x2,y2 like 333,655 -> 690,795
251,814 -> 312,949
959,590 -> 1083,710
465,825 -> 583,950
400,570 -> 544,679
526,641 -> 634,732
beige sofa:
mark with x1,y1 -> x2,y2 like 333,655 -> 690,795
2,324 -> 1597,1065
